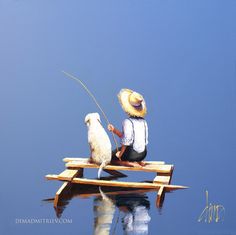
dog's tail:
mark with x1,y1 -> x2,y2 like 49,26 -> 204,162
98,160 -> 107,179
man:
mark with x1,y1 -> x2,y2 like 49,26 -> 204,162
108,88 -> 148,167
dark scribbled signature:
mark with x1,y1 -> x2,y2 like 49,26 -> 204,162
198,190 -> 225,223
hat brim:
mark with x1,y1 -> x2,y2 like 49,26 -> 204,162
118,89 -> 147,118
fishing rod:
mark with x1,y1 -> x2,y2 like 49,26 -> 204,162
62,70 -> 119,152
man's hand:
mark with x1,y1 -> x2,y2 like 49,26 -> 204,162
108,124 -> 115,132
115,151 -> 122,160
108,124 -> 123,138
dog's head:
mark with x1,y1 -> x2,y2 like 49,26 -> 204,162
84,113 -> 101,127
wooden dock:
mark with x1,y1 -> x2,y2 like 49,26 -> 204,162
45,158 -> 188,208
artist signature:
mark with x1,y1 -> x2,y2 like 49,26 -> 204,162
198,190 -> 225,223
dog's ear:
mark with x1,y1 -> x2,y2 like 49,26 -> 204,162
85,114 -> 91,126
86,119 -> 90,126
94,113 -> 101,122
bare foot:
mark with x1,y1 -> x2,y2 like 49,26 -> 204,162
138,161 -> 146,167
88,157 -> 94,164
129,162 -> 141,167
111,160 -> 139,167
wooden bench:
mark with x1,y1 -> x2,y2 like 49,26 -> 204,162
45,158 -> 187,208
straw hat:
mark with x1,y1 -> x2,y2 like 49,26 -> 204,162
118,89 -> 147,118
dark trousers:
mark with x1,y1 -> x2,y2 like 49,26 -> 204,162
112,146 -> 147,162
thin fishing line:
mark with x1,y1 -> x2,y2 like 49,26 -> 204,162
62,70 -> 119,151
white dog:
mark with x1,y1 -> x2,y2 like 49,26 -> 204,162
85,113 -> 112,178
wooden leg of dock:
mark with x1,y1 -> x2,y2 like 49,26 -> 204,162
153,170 -> 173,208
77,168 -> 84,178
54,182 -> 71,208
169,166 -> 174,184
53,168 -> 84,208
156,186 -> 165,208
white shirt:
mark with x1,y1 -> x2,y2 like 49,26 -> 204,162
121,118 -> 148,153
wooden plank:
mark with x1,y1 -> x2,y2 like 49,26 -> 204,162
45,175 -> 188,190
65,161 -> 173,174
46,174 -> 60,180
158,185 -> 164,196
63,157 -> 89,163
54,182 -> 71,208
53,169 -> 84,208
63,157 -> 165,165
58,169 -> 80,181
145,161 -> 165,165
153,175 -> 171,185
169,165 -> 174,184
46,168 -> 83,181
156,186 -> 165,207
72,178 -> 187,190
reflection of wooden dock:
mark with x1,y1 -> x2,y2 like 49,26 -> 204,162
44,185 -> 158,218
45,158 -> 188,208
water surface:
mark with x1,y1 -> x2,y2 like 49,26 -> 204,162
0,1 -> 235,234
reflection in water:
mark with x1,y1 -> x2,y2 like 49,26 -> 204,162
93,187 -> 115,235
116,194 -> 151,235
44,183 -> 156,234
93,188 -> 151,235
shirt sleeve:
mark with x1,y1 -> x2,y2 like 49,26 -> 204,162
121,119 -> 133,146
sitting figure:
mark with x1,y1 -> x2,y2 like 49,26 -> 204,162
85,112 -> 112,178
108,89 -> 148,167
